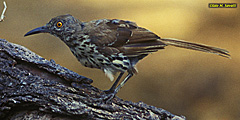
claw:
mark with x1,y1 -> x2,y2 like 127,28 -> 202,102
104,93 -> 116,103
103,89 -> 117,103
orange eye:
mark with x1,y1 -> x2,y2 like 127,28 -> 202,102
56,22 -> 63,28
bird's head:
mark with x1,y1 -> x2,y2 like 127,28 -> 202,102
24,14 -> 83,41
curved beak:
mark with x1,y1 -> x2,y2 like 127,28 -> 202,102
24,26 -> 49,37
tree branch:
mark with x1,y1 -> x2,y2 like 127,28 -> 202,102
0,1 -> 7,22
0,39 -> 185,120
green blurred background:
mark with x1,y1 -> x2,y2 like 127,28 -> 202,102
0,0 -> 239,119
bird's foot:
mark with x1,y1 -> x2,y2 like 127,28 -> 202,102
102,89 -> 117,103
103,89 -> 114,94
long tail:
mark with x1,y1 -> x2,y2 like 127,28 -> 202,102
160,38 -> 231,58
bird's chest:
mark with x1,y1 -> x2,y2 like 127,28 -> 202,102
68,40 -> 130,72
69,40 -> 103,68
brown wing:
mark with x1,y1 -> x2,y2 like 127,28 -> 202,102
86,19 -> 166,57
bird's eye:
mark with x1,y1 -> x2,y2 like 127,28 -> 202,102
56,21 -> 63,28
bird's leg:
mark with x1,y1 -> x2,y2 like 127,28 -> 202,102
114,73 -> 133,94
104,72 -> 125,93
104,73 -> 134,102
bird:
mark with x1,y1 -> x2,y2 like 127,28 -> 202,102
24,14 -> 230,100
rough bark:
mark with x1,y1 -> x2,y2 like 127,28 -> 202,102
0,39 -> 185,120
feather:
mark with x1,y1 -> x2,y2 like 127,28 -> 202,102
84,18 -> 230,59
160,38 -> 231,58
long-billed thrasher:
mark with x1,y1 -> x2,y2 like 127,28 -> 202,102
24,14 -> 230,100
